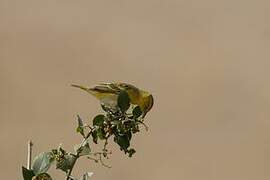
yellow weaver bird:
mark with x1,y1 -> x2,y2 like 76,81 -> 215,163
71,82 -> 154,118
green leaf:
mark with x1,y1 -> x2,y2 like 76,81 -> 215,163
56,154 -> 76,173
32,152 -> 54,175
58,146 -> 66,156
127,130 -> 132,141
79,143 -> 91,156
32,173 -> 52,180
114,135 -> 130,151
74,141 -> 91,156
22,166 -> 35,180
97,128 -> 106,140
76,115 -> 85,137
111,126 -> 118,136
51,149 -> 58,155
117,91 -> 130,112
127,148 -> 136,157
80,172 -> 94,180
91,130 -> 98,144
93,114 -> 105,127
132,106 -> 142,118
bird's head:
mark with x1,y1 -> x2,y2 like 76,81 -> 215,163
116,82 -> 154,118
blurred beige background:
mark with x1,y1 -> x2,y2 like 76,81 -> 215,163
1,0 -> 270,179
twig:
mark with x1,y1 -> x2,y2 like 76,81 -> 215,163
87,156 -> 99,163
137,120 -> 149,131
27,140 -> 33,170
103,138 -> 108,152
87,152 -> 112,168
66,123 -> 113,179
98,153 -> 111,168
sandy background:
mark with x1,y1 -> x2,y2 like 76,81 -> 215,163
1,0 -> 270,179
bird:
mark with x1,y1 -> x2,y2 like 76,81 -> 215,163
71,82 -> 154,118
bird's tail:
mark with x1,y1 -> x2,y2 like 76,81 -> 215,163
71,84 -> 90,91
71,83 -> 116,98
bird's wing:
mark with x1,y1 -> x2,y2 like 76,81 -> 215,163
71,83 -> 119,104
71,83 -> 121,96
90,85 -> 116,94
99,83 -> 121,92
91,83 -> 121,108
92,83 -> 121,94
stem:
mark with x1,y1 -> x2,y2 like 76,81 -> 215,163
66,155 -> 78,180
66,131 -> 93,180
27,140 -> 33,170
98,153 -> 111,168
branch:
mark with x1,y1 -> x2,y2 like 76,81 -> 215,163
27,140 -> 33,170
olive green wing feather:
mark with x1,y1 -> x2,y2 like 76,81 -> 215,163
71,83 -> 121,101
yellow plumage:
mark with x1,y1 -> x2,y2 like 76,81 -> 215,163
71,82 -> 154,117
